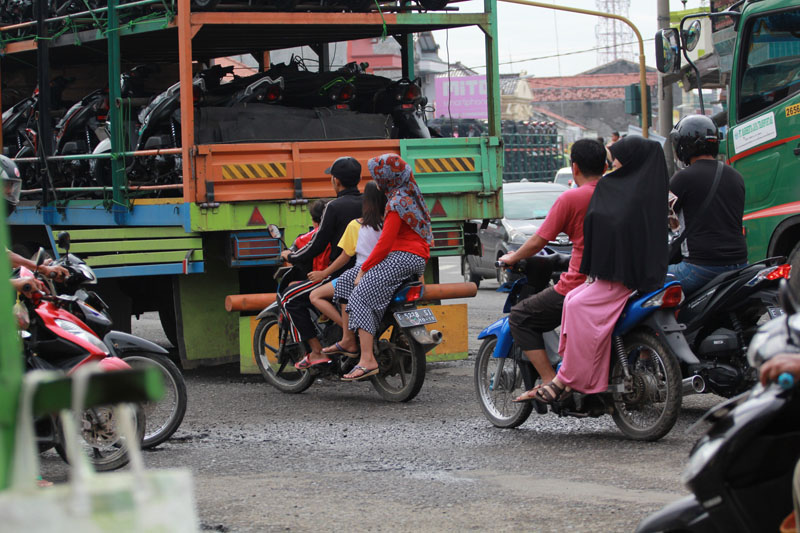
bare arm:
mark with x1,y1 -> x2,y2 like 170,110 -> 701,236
308,250 -> 352,282
498,234 -> 548,265
7,250 -> 68,281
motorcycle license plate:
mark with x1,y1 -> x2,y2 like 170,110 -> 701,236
768,306 -> 785,319
394,308 -> 437,328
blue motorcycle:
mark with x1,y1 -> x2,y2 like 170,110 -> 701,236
474,252 -> 694,441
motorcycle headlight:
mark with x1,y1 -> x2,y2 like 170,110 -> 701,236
681,437 -> 723,485
54,319 -> 109,354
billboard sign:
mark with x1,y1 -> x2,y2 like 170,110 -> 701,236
434,76 -> 488,119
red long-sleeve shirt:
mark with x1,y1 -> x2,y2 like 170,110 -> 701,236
360,210 -> 430,272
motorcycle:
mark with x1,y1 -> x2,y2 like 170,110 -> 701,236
675,257 -> 790,398
50,232 -> 188,449
252,225 -> 442,402
474,252 -> 692,441
636,279 -> 800,533
14,260 -> 145,471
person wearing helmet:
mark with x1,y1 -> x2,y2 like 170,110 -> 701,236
2,155 -> 68,282
667,114 -> 747,295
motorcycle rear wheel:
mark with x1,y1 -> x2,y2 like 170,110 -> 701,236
55,404 -> 146,472
610,330 -> 681,441
370,324 -> 426,402
474,337 -> 534,428
121,352 -> 187,448
253,313 -> 315,393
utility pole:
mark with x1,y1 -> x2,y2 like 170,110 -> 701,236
657,0 -> 675,173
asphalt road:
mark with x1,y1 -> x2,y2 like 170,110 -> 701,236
40,257 -> 720,532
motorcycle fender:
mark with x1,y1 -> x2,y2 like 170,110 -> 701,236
477,317 -> 506,340
103,330 -> 169,357
635,495 -> 712,533
642,310 -> 700,365
257,302 -> 280,320
405,325 -> 442,354
98,356 -> 132,372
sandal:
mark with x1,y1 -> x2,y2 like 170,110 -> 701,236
534,381 -> 571,405
342,365 -> 379,382
322,342 -> 359,358
294,355 -> 332,370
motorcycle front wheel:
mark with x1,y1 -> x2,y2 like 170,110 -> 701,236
610,330 -> 681,441
55,404 -> 145,472
474,337 -> 533,428
121,352 -> 187,448
370,323 -> 426,402
253,312 -> 315,394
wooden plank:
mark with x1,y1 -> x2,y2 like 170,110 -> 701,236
67,237 -> 203,254
84,249 -> 203,267
54,226 -> 193,241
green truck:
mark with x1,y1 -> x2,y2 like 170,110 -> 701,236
657,0 -> 800,263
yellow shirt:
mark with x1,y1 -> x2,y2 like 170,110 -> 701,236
337,219 -> 361,257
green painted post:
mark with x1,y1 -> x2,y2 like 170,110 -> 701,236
107,0 -> 126,223
484,0 -> 501,139
0,200 -> 23,490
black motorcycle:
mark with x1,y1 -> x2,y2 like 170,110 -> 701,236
675,257 -> 790,398
48,232 -> 188,448
252,226 -> 441,402
636,279 -> 800,533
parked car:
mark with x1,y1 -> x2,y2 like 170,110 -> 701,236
553,166 -> 573,188
463,181 -> 572,287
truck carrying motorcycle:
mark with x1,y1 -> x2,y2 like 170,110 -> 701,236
224,282 -> 478,312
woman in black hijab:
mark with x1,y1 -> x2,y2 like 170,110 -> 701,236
534,135 -> 669,403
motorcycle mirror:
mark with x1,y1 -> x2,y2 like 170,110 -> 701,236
267,224 -> 282,240
34,247 -> 46,267
57,231 -> 71,253
778,279 -> 799,316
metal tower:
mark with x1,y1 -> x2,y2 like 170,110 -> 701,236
595,0 -> 636,65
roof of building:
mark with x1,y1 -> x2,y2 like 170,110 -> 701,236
579,59 -> 656,76
531,106 -> 587,130
526,71 -> 658,102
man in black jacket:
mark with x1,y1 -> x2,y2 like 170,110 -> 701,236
279,156 -> 363,368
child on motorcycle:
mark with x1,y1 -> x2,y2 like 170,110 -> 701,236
306,182 -> 386,349
335,154 -> 432,381
535,135 -> 670,403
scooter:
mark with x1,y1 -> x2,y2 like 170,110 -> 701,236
50,232 -> 188,449
252,224 -> 442,402
636,279 -> 800,533
474,252 -> 692,441
14,263 -> 145,471
674,257 -> 790,398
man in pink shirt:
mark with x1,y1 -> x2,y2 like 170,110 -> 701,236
497,139 -> 607,402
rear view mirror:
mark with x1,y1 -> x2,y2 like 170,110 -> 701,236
57,231 -> 71,252
683,20 -> 702,52
267,224 -> 281,240
655,29 -> 681,74
34,247 -> 46,267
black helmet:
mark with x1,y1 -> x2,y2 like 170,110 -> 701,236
670,114 -> 720,165
1,155 -> 21,216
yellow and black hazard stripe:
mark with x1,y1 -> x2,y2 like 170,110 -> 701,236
414,157 -> 476,173
221,162 -> 288,180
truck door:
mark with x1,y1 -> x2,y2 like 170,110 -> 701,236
730,7 -> 800,260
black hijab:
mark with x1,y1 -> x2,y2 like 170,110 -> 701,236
579,135 -> 669,293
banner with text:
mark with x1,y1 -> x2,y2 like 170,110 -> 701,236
434,76 -> 488,119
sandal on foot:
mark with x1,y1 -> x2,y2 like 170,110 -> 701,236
342,365 -> 379,382
512,386 -> 542,403
322,342 -> 359,358
294,355 -> 332,370
534,381 -> 571,405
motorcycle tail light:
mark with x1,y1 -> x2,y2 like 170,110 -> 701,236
332,83 -> 355,103
264,84 -> 282,103
400,103 -> 414,109
766,264 -> 791,280
403,83 -> 421,101
393,284 -> 425,303
643,284 -> 684,309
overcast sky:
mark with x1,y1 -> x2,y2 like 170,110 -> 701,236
430,0 -> 710,77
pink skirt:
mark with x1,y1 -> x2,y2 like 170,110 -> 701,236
556,279 -> 631,394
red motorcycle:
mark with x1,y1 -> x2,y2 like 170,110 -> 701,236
15,263 -> 144,472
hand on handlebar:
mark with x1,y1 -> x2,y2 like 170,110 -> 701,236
39,261 -> 69,282
280,250 -> 292,262
759,353 -> 800,386
497,252 -> 517,267
10,276 -> 45,297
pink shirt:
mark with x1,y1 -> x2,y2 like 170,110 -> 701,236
535,180 -> 598,296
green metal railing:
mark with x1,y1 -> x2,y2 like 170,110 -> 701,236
502,132 -> 565,182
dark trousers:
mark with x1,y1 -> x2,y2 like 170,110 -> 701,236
279,278 -> 325,342
508,286 -> 565,351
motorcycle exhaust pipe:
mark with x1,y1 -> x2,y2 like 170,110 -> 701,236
682,375 -> 706,396
429,330 -> 443,344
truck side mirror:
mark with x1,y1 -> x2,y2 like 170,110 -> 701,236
57,231 -> 71,252
683,20 -> 702,52
655,28 -> 681,74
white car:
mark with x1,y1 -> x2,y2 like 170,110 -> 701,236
553,167 -> 573,188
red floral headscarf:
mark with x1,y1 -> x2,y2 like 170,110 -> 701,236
368,154 -> 432,244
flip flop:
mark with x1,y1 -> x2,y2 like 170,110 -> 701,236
342,365 -> 379,382
322,342 -> 359,359
294,355 -> 332,370
512,386 -> 542,403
